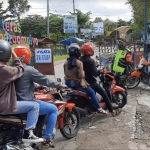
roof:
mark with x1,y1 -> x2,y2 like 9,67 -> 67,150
38,37 -> 58,44
110,26 -> 132,39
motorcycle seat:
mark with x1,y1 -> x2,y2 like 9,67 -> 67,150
0,113 -> 26,125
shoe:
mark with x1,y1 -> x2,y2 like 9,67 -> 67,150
43,139 -> 55,148
22,130 -> 44,143
97,108 -> 109,115
111,108 -> 122,117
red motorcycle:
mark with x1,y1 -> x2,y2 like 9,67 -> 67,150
0,88 -> 80,149
57,68 -> 127,118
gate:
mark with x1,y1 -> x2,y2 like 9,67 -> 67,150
98,42 -> 144,67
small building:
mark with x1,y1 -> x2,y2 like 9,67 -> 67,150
38,37 -> 58,47
110,26 -> 132,43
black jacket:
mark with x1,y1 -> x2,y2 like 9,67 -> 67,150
80,56 -> 98,84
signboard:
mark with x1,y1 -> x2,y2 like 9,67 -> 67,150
63,15 -> 78,33
0,19 -> 38,45
35,49 -> 52,63
92,22 -> 104,36
80,28 -> 92,37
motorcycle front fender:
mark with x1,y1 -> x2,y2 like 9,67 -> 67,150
58,103 -> 75,129
66,103 -> 75,112
131,70 -> 141,78
113,85 -> 125,93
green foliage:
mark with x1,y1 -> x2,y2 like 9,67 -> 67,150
54,54 -> 68,61
130,24 -> 142,41
126,0 -> 150,28
0,2 -> 13,19
20,15 -> 46,37
8,0 -> 31,21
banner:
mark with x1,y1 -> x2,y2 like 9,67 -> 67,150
35,49 -> 52,63
63,15 -> 78,33
80,28 -> 92,37
92,22 -> 104,36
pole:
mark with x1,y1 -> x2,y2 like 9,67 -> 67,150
116,22 -> 117,40
73,0 -> 75,14
47,0 -> 50,38
144,0 -> 148,60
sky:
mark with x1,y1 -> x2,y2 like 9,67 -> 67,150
1,0 -> 133,22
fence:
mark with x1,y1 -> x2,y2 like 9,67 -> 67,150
53,49 -> 68,55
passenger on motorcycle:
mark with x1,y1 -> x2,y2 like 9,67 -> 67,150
80,42 -> 122,116
14,46 -> 67,148
64,43 -> 108,114
0,40 -> 42,143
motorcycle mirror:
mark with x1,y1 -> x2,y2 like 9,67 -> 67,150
57,78 -> 61,82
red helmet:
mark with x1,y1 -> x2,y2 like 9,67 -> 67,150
81,43 -> 94,56
14,46 -> 32,65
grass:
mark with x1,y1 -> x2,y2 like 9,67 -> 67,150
54,54 -> 69,61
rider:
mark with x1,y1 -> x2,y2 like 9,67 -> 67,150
0,40 -> 42,142
112,40 -> 132,74
14,46 -> 67,148
64,43 -> 108,114
80,42 -> 122,116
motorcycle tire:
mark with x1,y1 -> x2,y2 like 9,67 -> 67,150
112,92 -> 127,109
60,107 -> 80,139
127,76 -> 140,89
0,130 -> 20,149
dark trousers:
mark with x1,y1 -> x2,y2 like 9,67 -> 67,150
90,82 -> 113,112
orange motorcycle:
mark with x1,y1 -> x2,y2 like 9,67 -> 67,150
0,88 -> 80,149
127,56 -> 150,89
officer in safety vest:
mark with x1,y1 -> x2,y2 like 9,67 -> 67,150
112,40 -> 132,74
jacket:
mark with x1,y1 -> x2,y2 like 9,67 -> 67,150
80,56 -> 98,84
113,48 -> 131,73
15,64 -> 63,101
0,58 -> 24,114
64,59 -> 85,83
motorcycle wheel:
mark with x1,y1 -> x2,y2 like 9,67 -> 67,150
111,92 -> 127,109
127,76 -> 140,89
0,130 -> 19,149
60,107 -> 80,139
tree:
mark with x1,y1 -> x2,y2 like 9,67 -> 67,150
20,15 -> 46,37
0,2 -> 13,20
70,9 -> 91,35
8,0 -> 31,21
126,0 -> 150,28
93,17 -> 103,23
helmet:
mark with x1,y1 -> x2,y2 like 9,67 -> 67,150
81,42 -> 94,56
68,43 -> 81,58
14,46 -> 31,65
0,40 -> 12,62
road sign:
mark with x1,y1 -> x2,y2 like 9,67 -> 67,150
63,15 -> 78,33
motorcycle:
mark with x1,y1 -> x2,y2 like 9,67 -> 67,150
0,88 -> 80,150
58,68 -> 127,118
127,56 -> 150,89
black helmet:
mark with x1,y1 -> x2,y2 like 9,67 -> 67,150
68,43 -> 81,58
0,40 -> 12,62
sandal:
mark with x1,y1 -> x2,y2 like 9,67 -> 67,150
43,139 -> 55,148
97,108 -> 109,115
111,108 -> 122,117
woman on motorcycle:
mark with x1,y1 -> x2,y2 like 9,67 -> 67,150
14,46 -> 67,148
80,42 -> 122,116
64,43 -> 108,114
0,40 -> 42,143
